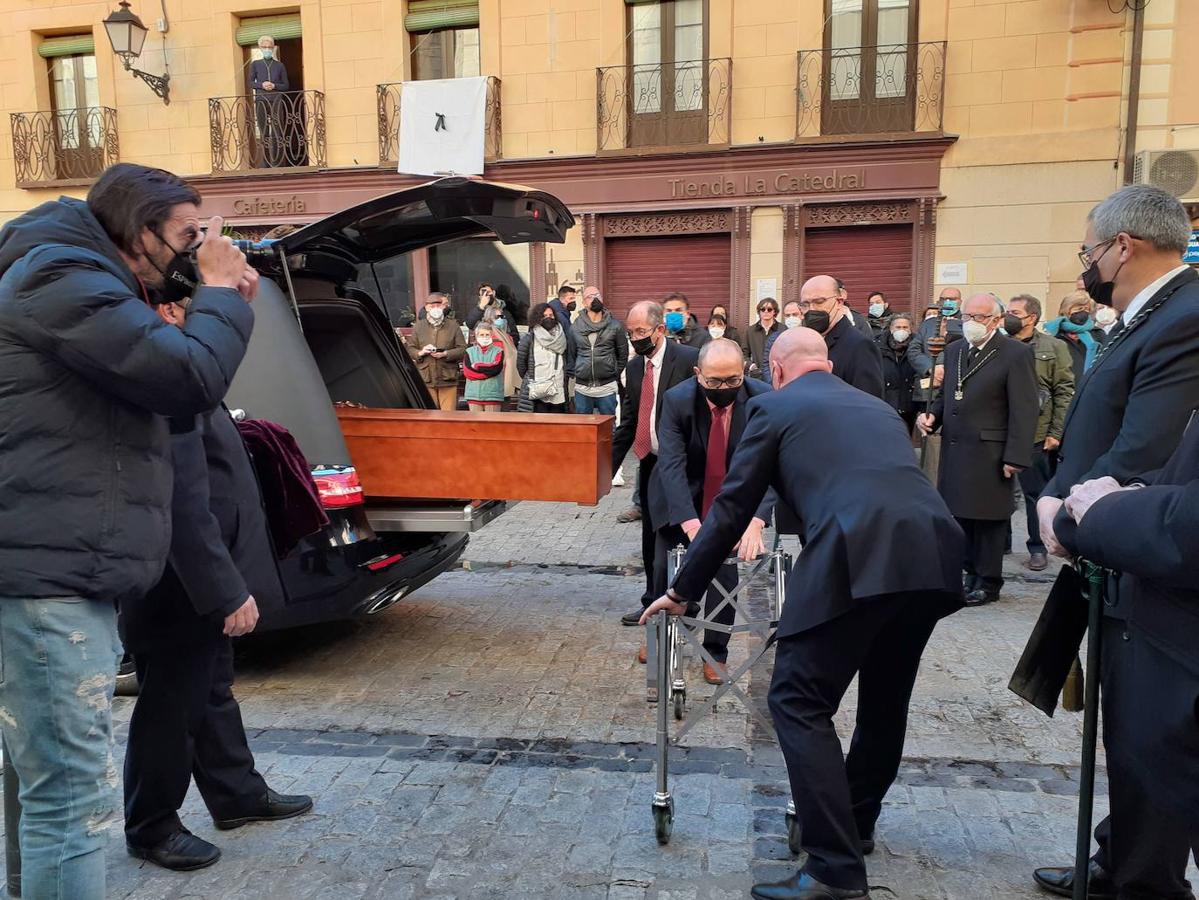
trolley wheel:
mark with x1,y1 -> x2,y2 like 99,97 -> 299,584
672,689 -> 685,721
786,811 -> 802,855
653,799 -> 674,845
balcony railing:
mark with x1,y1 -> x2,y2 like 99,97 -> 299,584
796,41 -> 946,139
597,57 -> 731,153
10,107 -> 119,187
208,90 -> 326,174
377,76 -> 502,167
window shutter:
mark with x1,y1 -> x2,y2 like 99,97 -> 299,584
405,0 -> 480,32
604,234 -> 732,322
803,224 -> 915,315
235,14 -> 302,47
38,35 -> 96,58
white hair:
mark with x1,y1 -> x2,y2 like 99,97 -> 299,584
1088,184 -> 1190,254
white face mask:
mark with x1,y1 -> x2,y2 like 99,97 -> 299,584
891,328 -> 910,343
962,320 -> 990,345
476,335 -> 493,348
784,315 -> 802,330
708,326 -> 725,339
869,302 -> 885,317
1096,307 -> 1118,327
426,307 -> 445,324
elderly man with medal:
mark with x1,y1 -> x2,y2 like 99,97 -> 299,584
918,292 -> 1039,607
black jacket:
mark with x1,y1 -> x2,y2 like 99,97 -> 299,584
1044,268 -> 1199,499
572,311 -> 628,387
673,372 -> 964,637
121,409 -> 285,653
249,57 -> 290,98
823,315 -> 885,398
649,377 -> 776,531
1056,326 -> 1107,379
611,341 -> 699,469
464,304 -> 520,341
740,320 -> 782,371
0,198 -> 254,605
931,332 -> 1039,520
879,333 -> 917,415
547,298 -> 577,373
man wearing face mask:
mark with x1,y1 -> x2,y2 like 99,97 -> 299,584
646,339 -> 774,681
406,292 -> 467,411
879,314 -> 919,433
908,288 -> 964,405
866,291 -> 891,338
572,286 -> 627,416
663,291 -> 710,349
0,163 -> 256,900
757,300 -> 806,383
249,36 -> 291,168
796,274 -> 884,398
1031,184 -> 1199,900
612,301 -> 701,627
917,294 -> 1038,607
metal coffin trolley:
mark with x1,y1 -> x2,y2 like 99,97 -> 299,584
646,543 -> 800,851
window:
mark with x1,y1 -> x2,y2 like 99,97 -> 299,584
626,0 -> 708,147
406,0 -> 481,80
823,0 -> 917,134
46,47 -> 102,175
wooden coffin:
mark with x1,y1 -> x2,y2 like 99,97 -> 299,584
335,408 -> 614,506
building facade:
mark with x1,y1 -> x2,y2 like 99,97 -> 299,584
1,0 -> 1195,328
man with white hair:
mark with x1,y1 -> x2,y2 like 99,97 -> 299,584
918,292 -> 1038,607
249,35 -> 290,167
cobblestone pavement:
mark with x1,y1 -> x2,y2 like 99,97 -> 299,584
10,473 -> 1198,898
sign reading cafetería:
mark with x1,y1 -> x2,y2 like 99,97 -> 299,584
668,167 -> 867,199
231,195 -> 308,216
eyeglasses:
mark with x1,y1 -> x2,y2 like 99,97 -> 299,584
629,326 -> 658,339
961,312 -> 996,323
1078,237 -> 1117,269
699,374 -> 744,389
796,296 -> 838,311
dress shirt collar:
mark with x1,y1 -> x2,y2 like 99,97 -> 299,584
967,328 -> 999,353
647,335 -> 668,371
1122,264 -> 1190,324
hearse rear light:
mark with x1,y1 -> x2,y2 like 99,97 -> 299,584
312,466 -> 365,508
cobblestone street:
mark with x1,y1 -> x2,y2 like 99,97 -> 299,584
18,476 -> 1196,898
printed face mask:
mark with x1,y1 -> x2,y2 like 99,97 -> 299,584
148,232 -> 200,305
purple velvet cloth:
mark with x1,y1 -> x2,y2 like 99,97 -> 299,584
235,419 -> 329,557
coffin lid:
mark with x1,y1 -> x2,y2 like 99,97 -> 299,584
275,176 -> 575,263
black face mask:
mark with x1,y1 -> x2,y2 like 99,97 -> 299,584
702,385 -> 739,408
1003,314 -> 1025,336
1081,253 -> 1124,307
565,300 -> 577,312
1068,310 -> 1091,326
148,232 -> 200,305
802,310 -> 830,333
631,335 -> 657,356
589,298 -> 604,313
541,318 -> 559,331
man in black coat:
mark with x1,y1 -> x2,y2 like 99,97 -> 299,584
249,36 -> 291,167
918,293 -> 1038,606
908,288 -> 964,406
798,275 -> 884,397
644,328 -> 964,900
613,300 -> 700,626
648,338 -> 774,682
1030,184 -> 1199,900
122,304 -> 313,872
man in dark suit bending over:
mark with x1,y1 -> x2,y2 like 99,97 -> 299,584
643,328 -> 964,900
647,338 -> 774,682
613,300 -> 701,628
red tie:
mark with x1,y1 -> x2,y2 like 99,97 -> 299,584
701,406 -> 729,518
633,358 -> 655,460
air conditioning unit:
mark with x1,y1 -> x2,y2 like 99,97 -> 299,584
1132,149 -> 1199,199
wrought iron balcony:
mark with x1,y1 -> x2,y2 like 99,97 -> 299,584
208,90 -> 326,174
796,41 -> 946,139
10,107 -> 119,187
377,76 -> 502,167
596,57 -> 731,153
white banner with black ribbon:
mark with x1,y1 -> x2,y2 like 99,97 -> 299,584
397,75 -> 488,177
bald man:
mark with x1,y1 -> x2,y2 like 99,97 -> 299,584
646,338 -> 774,681
789,275 -> 884,398
645,328 -> 964,900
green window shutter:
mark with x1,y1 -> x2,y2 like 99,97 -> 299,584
235,14 -> 302,47
405,0 -> 480,32
38,35 -> 96,58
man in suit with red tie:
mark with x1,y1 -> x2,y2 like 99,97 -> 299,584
646,338 -> 775,681
613,300 -> 701,628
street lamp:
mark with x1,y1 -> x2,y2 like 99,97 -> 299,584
103,1 -> 170,105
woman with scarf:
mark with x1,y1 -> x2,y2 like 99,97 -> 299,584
517,302 -> 571,413
879,313 -> 919,433
1044,290 -> 1108,375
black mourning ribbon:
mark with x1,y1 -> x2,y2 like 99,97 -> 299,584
434,113 -> 447,132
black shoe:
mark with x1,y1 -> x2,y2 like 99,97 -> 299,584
860,832 -> 875,856
751,871 -> 869,900
213,788 -> 314,831
621,607 -> 648,626
963,588 -> 999,607
1027,552 -> 1049,571
1032,860 -> 1116,898
127,830 -> 221,872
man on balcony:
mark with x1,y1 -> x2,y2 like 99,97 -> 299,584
249,35 -> 290,168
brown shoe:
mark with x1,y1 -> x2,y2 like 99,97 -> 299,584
703,661 -> 726,685
637,644 -> 647,665
616,506 -> 642,523
1027,551 -> 1049,571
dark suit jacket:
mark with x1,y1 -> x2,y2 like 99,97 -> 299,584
649,377 -> 776,530
931,332 -> 1039,520
612,340 -> 700,469
673,372 -> 964,638
122,408 -> 285,653
1044,267 -> 1199,498
824,315 -> 885,398
249,58 -> 290,98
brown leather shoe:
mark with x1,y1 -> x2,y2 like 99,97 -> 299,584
703,661 -> 726,685
616,506 -> 642,523
1027,551 -> 1049,571
637,644 -> 647,664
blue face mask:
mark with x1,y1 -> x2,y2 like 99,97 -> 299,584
495,317 -> 507,330
261,48 -> 274,60
664,311 -> 686,333
940,299 -> 959,316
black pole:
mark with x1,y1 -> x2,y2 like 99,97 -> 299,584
3,737 -> 20,897
919,343 -> 943,469
1073,562 -> 1105,900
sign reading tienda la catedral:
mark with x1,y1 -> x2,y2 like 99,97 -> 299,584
668,167 -> 867,200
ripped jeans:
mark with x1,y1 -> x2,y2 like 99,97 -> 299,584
0,598 -> 122,900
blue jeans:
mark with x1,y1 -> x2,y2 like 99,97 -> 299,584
573,392 -> 618,416
0,598 -> 122,900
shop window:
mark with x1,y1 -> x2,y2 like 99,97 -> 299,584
822,0 -> 918,134
428,239 -> 531,326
